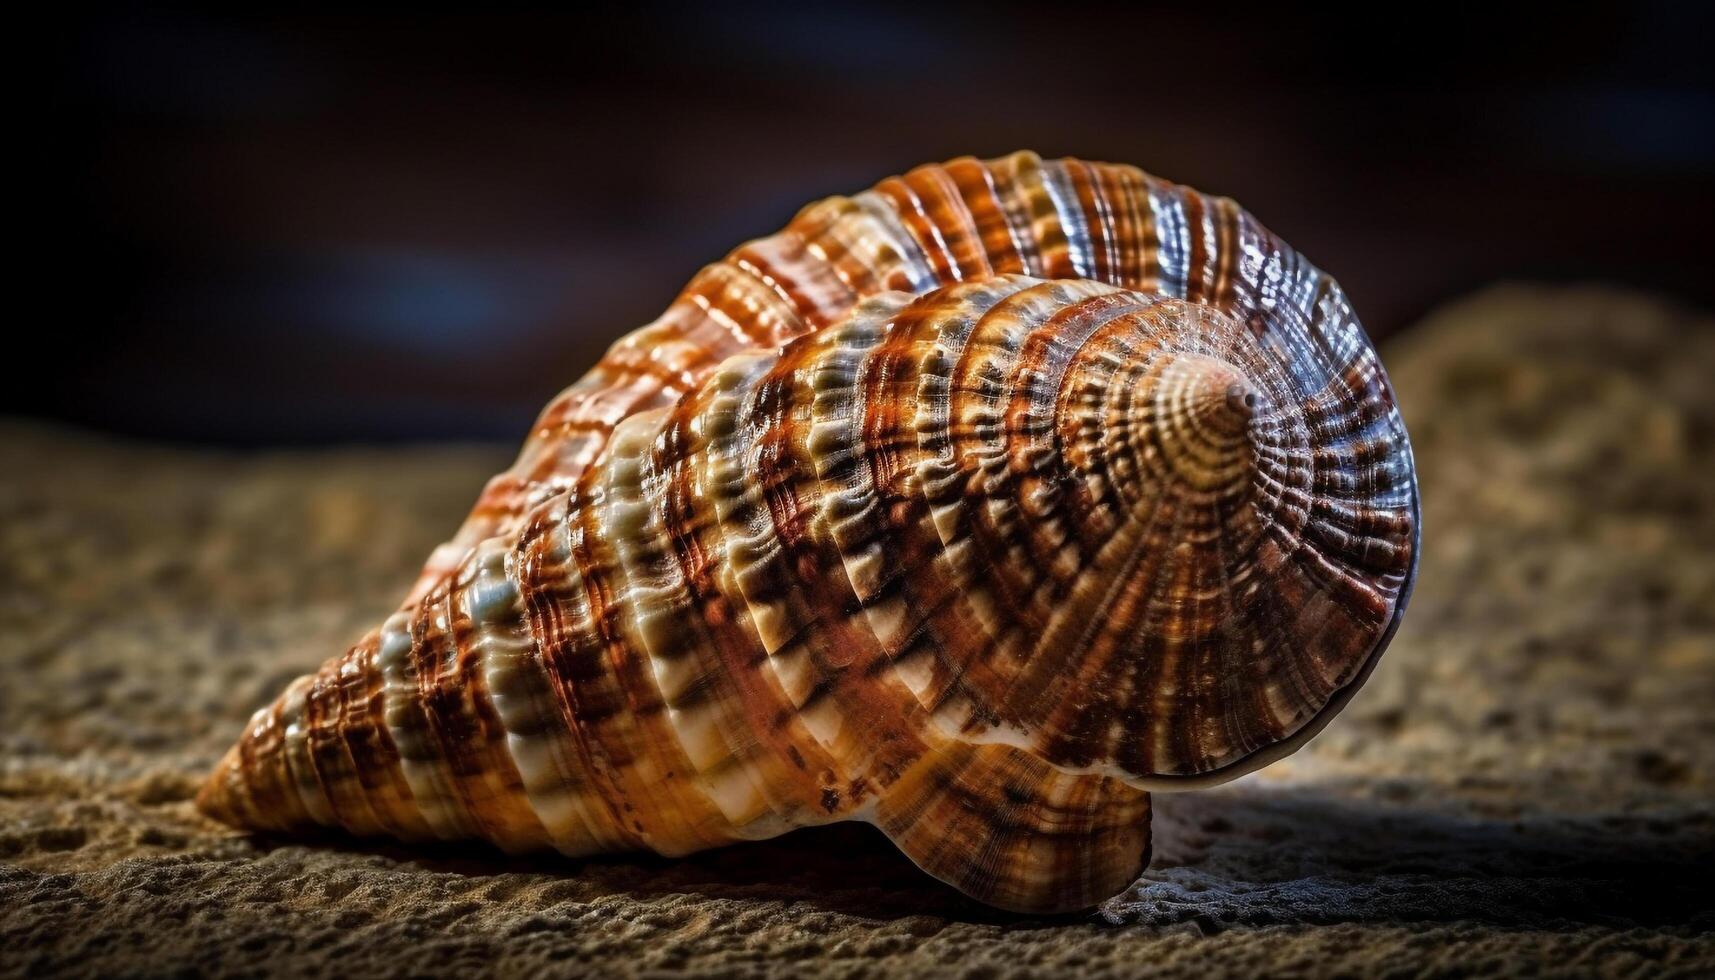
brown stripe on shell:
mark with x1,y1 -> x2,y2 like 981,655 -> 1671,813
301,649 -> 386,837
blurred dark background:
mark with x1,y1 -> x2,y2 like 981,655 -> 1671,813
19,4 -> 1714,446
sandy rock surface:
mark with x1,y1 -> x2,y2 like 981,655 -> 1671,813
3,285 -> 1712,978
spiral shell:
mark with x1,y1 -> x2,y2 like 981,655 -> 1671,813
199,155 -> 1419,913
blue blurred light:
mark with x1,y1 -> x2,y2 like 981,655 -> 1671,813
208,248 -> 569,355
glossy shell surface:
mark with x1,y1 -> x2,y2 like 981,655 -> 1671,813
200,154 -> 1419,913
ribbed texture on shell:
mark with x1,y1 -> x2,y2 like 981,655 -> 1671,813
200,154 -> 1419,913
405,151 -> 1361,608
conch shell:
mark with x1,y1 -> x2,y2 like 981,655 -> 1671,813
199,154 -> 1419,913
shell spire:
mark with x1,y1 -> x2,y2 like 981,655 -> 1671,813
201,156 -> 1419,914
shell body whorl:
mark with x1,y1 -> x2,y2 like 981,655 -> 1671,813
200,155 -> 1418,913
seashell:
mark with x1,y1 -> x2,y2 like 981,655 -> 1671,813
199,155 -> 1419,913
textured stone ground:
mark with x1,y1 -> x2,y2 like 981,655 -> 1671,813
3,285 -> 1712,978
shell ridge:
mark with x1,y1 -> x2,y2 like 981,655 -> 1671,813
509,495 -> 638,854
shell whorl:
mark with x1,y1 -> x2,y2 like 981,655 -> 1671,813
199,155 -> 1419,913
828,278 -> 1415,786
